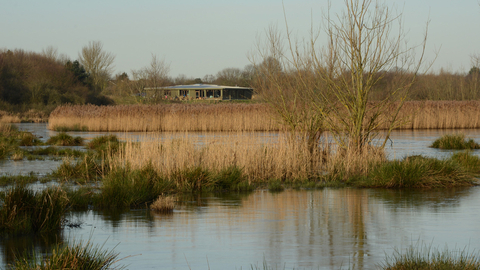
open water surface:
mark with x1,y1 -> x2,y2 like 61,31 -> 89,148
1,124 -> 480,269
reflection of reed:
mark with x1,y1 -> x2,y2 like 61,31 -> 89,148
150,190 -> 377,269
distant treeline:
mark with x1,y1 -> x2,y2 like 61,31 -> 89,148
0,49 -> 113,115
1,48 -> 479,117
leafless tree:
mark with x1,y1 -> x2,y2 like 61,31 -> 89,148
146,54 -> 170,100
253,0 -> 431,154
78,41 -> 116,94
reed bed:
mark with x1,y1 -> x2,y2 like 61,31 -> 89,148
430,133 -> 480,149
108,134 -> 326,184
48,103 -> 279,132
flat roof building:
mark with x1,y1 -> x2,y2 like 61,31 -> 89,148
144,84 -> 253,100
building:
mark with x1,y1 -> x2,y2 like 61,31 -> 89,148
144,84 -> 254,100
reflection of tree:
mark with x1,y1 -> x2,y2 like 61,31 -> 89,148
0,231 -> 64,267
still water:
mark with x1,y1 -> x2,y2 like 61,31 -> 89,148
1,124 -> 480,269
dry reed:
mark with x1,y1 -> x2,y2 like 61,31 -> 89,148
48,104 -> 280,132
49,101 -> 480,132
108,134 -> 326,183
150,195 -> 176,213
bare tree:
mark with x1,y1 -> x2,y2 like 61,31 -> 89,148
78,41 -> 116,94
311,0 -> 430,151
146,54 -> 170,100
41,46 -> 58,62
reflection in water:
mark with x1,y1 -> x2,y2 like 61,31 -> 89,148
0,231 -> 65,268
3,188 -> 478,269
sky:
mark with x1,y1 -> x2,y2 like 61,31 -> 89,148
1,0 -> 479,79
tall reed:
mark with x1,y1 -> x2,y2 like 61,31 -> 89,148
48,103 -> 279,132
108,134 -> 326,184
48,101 -> 480,132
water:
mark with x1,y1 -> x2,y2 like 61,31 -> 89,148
1,124 -> 480,269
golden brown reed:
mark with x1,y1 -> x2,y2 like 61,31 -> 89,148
109,134 -> 326,183
150,195 -> 176,213
397,101 -> 480,129
49,101 -> 480,132
0,111 -> 21,123
48,104 -> 280,132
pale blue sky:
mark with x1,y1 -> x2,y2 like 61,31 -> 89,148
1,0 -> 479,78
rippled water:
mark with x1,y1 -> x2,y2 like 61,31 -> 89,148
1,124 -> 480,269
2,188 -> 480,269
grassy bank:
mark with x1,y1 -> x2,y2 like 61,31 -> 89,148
48,101 -> 480,132
48,133 -> 479,211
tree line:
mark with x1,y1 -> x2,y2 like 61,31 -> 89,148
0,38 -> 479,117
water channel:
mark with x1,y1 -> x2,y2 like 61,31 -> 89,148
1,123 -> 480,269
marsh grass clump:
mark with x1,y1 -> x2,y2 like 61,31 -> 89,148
382,244 -> 480,270
19,132 -> 43,146
11,239 -> 124,270
53,124 -> 89,132
450,151 -> 480,174
358,155 -> 475,188
430,133 -> 480,150
0,185 -> 69,236
53,153 -> 108,182
46,132 -> 84,146
87,134 -> 120,150
209,166 -> 252,192
96,164 -> 174,209
267,179 -> 285,192
172,167 -> 213,192
150,195 -> 176,213
0,174 -> 39,186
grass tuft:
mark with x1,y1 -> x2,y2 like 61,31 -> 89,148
11,239 -> 124,270
150,195 -> 176,213
431,133 -> 480,150
0,185 -> 69,236
382,243 -> 480,270
46,132 -> 84,146
356,155 -> 476,188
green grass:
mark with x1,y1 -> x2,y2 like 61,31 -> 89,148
53,124 -> 89,132
95,164 -> 174,209
46,132 -> 84,146
354,155 -> 476,188
382,244 -> 480,270
0,173 -> 39,186
431,133 -> 480,150
0,185 -> 69,236
11,239 -> 124,270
